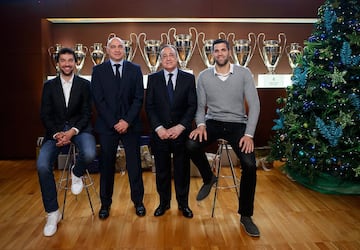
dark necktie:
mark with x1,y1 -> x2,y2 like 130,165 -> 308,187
167,73 -> 174,103
114,64 -> 121,79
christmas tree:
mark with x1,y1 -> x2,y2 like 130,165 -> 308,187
268,0 -> 360,194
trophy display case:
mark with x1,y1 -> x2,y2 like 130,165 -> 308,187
42,17 -> 315,147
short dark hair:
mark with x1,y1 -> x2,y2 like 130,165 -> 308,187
56,47 -> 77,63
212,39 -> 230,51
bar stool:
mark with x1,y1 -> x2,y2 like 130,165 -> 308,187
211,139 -> 240,217
57,143 -> 99,219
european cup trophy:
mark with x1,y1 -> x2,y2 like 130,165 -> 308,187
257,33 -> 287,74
90,43 -> 106,65
197,32 -> 227,68
48,44 -> 62,74
138,32 -> 167,73
228,32 -> 256,67
73,43 -> 88,75
107,32 -> 138,62
167,27 -> 198,70
286,42 -> 303,71
123,33 -> 138,62
197,32 -> 215,68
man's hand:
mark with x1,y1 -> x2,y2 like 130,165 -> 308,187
114,119 -> 129,134
239,135 -> 254,154
156,127 -> 170,140
189,125 -> 207,142
167,125 -> 185,140
55,129 -> 75,147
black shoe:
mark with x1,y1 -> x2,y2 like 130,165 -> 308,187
135,203 -> 146,217
240,216 -> 260,237
99,205 -> 110,220
154,204 -> 170,217
178,205 -> 193,218
196,175 -> 217,201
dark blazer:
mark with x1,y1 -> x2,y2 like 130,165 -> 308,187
91,60 -> 144,135
40,75 -> 93,140
145,69 -> 197,133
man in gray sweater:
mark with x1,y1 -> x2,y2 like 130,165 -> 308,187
187,39 -> 260,237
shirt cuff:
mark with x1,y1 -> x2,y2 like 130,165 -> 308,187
155,125 -> 164,132
244,134 -> 253,138
71,127 -> 79,135
197,123 -> 206,128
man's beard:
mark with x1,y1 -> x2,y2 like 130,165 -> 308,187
60,68 -> 74,76
215,58 -> 229,67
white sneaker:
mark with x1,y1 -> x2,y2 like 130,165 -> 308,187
43,209 -> 61,237
71,165 -> 84,195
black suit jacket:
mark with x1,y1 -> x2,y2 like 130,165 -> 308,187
91,60 -> 144,135
40,75 -> 93,140
145,69 -> 197,133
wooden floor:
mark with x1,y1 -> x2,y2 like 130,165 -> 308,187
0,160 -> 359,250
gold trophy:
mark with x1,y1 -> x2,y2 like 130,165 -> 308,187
138,32 -> 167,73
228,32 -> 256,67
286,42 -> 303,71
257,33 -> 287,74
48,44 -> 62,74
167,27 -> 198,70
89,43 -> 106,65
73,43 -> 88,74
197,32 -> 227,68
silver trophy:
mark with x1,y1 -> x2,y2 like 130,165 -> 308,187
48,44 -> 62,74
138,32 -> 167,73
286,42 -> 303,71
167,27 -> 198,70
197,32 -> 227,68
90,43 -> 106,65
107,32 -> 138,62
197,32 -> 215,68
123,33 -> 138,62
228,32 -> 256,67
257,33 -> 287,74
73,43 -> 88,74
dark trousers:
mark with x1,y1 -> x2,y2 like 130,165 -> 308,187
152,133 -> 190,207
186,119 -> 257,216
98,131 -> 144,207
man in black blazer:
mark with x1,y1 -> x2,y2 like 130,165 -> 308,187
91,36 -> 146,219
146,44 -> 197,218
37,48 -> 96,237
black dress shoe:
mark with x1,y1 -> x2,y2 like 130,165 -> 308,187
154,204 -> 170,217
135,203 -> 146,217
99,205 -> 110,220
178,205 -> 193,218
196,175 -> 218,201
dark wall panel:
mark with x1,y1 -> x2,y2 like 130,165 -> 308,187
0,0 -> 324,158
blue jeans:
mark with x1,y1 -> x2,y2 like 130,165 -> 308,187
37,132 -> 96,213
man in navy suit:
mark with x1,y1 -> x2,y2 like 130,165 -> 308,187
91,36 -> 146,219
37,48 -> 96,236
146,44 -> 197,218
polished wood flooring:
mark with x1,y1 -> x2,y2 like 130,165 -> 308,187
0,160 -> 359,250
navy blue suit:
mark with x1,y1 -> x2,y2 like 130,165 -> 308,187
146,69 -> 197,207
91,60 -> 144,207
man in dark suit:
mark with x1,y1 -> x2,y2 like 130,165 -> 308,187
91,36 -> 146,219
146,44 -> 197,218
37,48 -> 96,237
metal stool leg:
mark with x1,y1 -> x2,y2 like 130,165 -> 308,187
57,143 -> 98,219
211,139 -> 240,217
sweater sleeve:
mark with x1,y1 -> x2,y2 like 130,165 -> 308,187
243,68 -> 260,137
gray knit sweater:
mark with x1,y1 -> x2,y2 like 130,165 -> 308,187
195,65 -> 260,137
